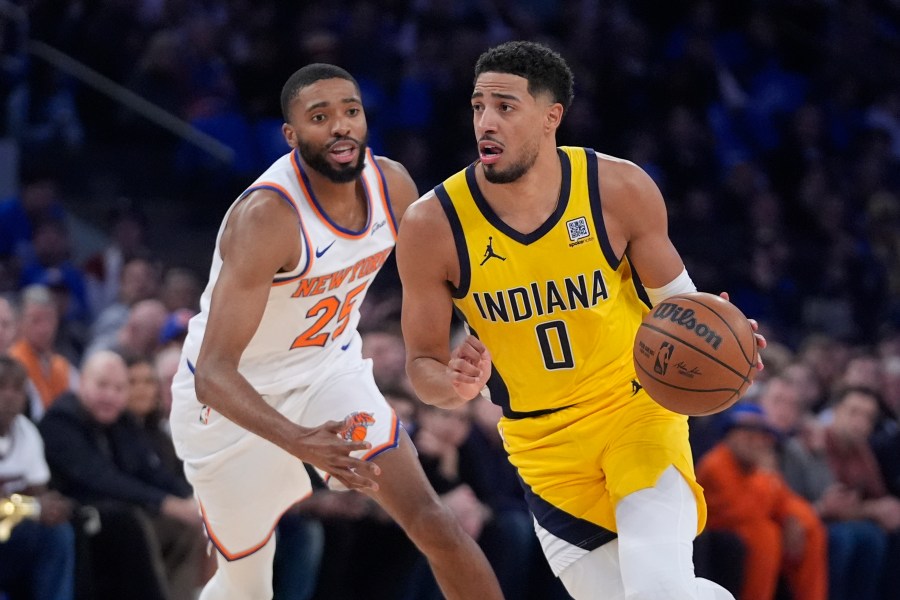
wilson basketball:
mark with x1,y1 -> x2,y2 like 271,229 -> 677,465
633,292 -> 758,416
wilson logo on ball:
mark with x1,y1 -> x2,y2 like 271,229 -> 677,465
650,303 -> 723,350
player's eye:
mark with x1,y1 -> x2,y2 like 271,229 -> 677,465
472,103 -> 483,112
347,107 -> 360,116
311,114 -> 326,123
500,104 -> 513,112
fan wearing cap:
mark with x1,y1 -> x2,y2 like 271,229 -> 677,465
696,404 -> 828,600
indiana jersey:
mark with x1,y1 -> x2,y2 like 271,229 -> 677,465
438,147 -> 651,418
175,147 -> 397,397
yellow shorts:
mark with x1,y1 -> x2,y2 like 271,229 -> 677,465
500,384 -> 706,548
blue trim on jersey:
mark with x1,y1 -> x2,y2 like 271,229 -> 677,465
465,148 -> 571,246
292,148 -> 371,237
241,184 -> 312,283
186,359 -> 195,374
370,152 -> 398,235
625,255 -> 652,309
367,417 -> 402,461
585,148 -> 622,271
519,474 -> 618,550
435,184 -> 471,299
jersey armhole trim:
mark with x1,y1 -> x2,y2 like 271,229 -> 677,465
585,149 -> 622,271
435,184 -> 470,299
237,184 -> 313,285
370,151 -> 399,239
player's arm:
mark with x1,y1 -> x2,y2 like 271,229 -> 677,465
375,156 -> 419,224
608,157 -> 767,363
396,194 -> 490,409
193,191 -> 380,490
603,158 -> 688,291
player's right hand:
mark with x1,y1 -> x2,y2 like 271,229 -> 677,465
448,334 -> 492,401
293,419 -> 382,492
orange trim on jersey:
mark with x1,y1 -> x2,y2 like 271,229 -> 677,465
369,148 -> 398,240
291,150 -> 372,239
199,491 -> 313,562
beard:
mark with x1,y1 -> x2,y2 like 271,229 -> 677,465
481,138 -> 539,184
298,135 -> 368,183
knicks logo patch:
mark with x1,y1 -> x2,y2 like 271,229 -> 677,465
341,411 -> 376,442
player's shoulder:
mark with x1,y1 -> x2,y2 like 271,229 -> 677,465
400,190 -> 446,230
373,154 -> 419,222
592,151 -> 659,197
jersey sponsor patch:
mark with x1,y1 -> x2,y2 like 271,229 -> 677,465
566,217 -> 590,242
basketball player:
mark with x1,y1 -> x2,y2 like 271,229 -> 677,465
396,41 -> 766,600
169,64 -> 503,600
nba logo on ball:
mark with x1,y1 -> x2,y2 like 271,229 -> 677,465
654,342 -> 675,375
633,292 -> 758,416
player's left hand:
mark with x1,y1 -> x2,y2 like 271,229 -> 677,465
448,335 -> 492,402
719,292 -> 767,371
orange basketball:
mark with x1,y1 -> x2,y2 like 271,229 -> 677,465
633,292 -> 758,416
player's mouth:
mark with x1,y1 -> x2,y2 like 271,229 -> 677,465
479,141 -> 504,165
329,142 -> 359,164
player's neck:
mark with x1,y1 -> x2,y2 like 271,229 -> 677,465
305,170 -> 368,230
477,145 -> 562,226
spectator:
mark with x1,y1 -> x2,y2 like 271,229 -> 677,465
0,166 -> 66,266
39,350 -> 204,600
823,386 -> 900,600
84,298 -> 167,360
0,295 -> 17,354
0,356 -> 75,600
697,403 -> 828,600
765,376 -> 888,600
82,200 -> 152,318
158,267 -> 201,313
7,284 -> 78,419
89,256 -> 161,344
124,353 -> 184,485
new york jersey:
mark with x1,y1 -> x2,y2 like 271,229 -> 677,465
438,147 -> 651,418
175,148 -> 397,397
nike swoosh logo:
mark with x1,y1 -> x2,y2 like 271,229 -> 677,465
315,240 -> 335,258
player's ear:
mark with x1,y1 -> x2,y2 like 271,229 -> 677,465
282,123 -> 298,148
545,103 -> 564,132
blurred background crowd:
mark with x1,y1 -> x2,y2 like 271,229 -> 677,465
1,0 -> 900,599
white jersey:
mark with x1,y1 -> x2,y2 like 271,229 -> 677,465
174,148 -> 397,397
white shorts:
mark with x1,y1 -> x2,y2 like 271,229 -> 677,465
170,358 -> 399,561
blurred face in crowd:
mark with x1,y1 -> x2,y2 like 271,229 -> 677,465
120,258 -> 160,305
80,351 -> 129,425
419,404 -> 471,447
0,297 -> 16,353
283,78 -> 368,184
759,377 -> 805,434
127,359 -> 160,420
831,390 -> 880,444
20,301 -> 58,353
726,426 -> 777,470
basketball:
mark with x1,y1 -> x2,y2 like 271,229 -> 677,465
633,292 -> 758,416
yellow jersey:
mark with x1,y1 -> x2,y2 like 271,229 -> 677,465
437,146 -> 651,418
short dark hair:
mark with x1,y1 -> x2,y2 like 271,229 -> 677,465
474,41 -> 574,114
280,64 -> 360,121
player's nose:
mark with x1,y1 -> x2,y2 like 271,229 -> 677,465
475,109 -> 498,133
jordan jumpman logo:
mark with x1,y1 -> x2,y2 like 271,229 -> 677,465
480,236 -> 506,266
